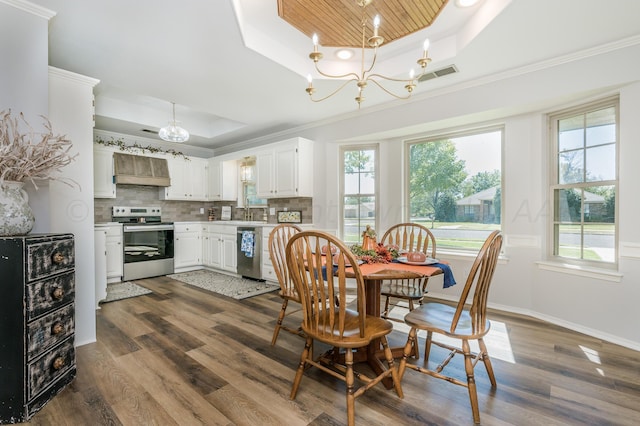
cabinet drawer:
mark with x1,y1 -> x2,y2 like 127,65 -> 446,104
27,304 -> 75,360
27,237 -> 75,282
26,272 -> 75,321
28,337 -> 75,400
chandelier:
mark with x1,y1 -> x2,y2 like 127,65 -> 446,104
158,102 -> 189,143
305,0 -> 431,107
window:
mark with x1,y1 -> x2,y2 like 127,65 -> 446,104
341,146 -> 377,244
406,128 -> 502,251
550,98 -> 618,265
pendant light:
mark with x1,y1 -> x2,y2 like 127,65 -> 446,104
158,102 -> 189,143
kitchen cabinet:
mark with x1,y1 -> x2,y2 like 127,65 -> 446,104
202,224 -> 237,273
261,225 -> 277,282
93,145 -> 116,198
105,224 -> 123,283
255,137 -> 314,198
161,156 -> 209,201
0,234 -> 76,423
174,223 -> 202,269
208,158 -> 238,201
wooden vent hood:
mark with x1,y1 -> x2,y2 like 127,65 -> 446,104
113,152 -> 171,187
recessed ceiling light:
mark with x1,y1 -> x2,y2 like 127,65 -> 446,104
336,49 -> 354,60
455,0 -> 479,7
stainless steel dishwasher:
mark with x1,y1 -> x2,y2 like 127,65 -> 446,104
237,227 -> 263,280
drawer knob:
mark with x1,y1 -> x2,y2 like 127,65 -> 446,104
52,322 -> 64,335
52,287 -> 64,300
52,252 -> 65,264
52,356 -> 65,370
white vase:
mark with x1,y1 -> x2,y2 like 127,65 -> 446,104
0,180 -> 35,236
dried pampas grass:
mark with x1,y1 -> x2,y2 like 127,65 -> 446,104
0,109 -> 78,189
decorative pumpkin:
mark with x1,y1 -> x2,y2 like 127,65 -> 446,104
361,225 -> 377,251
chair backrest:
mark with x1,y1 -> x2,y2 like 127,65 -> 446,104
268,224 -> 303,298
451,230 -> 503,336
381,223 -> 436,257
286,231 -> 367,339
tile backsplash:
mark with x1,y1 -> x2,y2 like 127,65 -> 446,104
94,184 -> 313,224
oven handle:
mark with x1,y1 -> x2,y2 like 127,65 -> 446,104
124,225 -> 174,232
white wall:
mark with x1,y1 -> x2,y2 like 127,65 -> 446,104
48,67 -> 100,346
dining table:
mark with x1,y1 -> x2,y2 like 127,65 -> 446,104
341,260 -> 448,388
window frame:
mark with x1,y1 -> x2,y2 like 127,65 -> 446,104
404,125 -> 504,253
339,144 -> 379,243
548,96 -> 619,268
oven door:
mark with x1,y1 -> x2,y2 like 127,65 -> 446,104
122,224 -> 174,280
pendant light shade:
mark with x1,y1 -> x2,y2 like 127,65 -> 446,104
159,102 -> 189,143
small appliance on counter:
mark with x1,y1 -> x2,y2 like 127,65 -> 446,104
208,207 -> 216,221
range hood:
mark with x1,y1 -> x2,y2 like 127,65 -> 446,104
113,152 -> 171,187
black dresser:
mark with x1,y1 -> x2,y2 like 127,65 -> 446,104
0,234 -> 76,424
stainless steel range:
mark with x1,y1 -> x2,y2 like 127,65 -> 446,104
112,206 -> 174,281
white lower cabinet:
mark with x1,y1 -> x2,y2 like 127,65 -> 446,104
104,224 -> 123,283
202,224 -> 237,273
174,223 -> 202,269
261,226 -> 277,282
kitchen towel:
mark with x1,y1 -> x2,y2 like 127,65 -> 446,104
432,262 -> 456,288
241,230 -> 254,258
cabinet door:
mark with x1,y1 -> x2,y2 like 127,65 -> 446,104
202,232 -> 222,268
174,229 -> 201,268
221,235 -> 237,272
274,145 -> 297,196
207,159 -> 222,201
105,236 -> 123,282
189,158 -> 208,201
255,150 -> 275,198
163,157 -> 188,200
93,147 -> 116,198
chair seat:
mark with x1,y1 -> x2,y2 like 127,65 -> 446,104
404,302 -> 490,339
381,282 -> 425,299
302,309 -> 393,348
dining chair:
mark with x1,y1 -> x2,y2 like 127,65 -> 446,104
286,230 -> 403,426
268,223 -> 304,346
380,223 -> 437,324
397,230 -> 503,424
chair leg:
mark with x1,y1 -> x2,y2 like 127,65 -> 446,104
345,348 -> 356,426
383,295 -> 391,318
478,337 -> 497,387
398,327 -> 418,380
462,339 -> 481,424
290,337 -> 312,400
381,336 -> 403,399
424,331 -> 433,365
271,298 -> 289,346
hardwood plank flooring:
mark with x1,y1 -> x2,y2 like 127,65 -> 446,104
26,275 -> 640,425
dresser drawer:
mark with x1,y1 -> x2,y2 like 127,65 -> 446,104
27,237 -> 75,282
28,337 -> 75,400
27,304 -> 75,360
26,272 -> 75,321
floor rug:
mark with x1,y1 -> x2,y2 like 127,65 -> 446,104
167,270 -> 279,300
102,282 -> 152,303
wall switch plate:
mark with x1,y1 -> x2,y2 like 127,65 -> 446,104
269,207 -> 275,215
200,208 -> 205,214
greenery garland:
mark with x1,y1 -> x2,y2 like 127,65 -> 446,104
94,136 -> 190,160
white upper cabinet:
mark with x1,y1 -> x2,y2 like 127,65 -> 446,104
93,145 -> 116,198
255,137 -> 314,198
161,156 -> 209,201
208,158 -> 238,201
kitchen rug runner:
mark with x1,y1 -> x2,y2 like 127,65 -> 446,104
168,270 -> 279,300
102,282 -> 152,303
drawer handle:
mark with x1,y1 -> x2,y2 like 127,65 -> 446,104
52,322 -> 64,335
52,287 -> 64,300
52,252 -> 65,264
52,356 -> 66,370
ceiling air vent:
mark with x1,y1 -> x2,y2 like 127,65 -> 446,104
418,65 -> 458,83
141,128 -> 158,134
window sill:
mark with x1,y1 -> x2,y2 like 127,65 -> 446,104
536,261 -> 623,282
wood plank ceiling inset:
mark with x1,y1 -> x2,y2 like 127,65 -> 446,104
277,0 -> 449,48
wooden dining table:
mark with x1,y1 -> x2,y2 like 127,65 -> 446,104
342,261 -> 446,388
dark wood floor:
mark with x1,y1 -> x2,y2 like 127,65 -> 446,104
27,275 -> 640,425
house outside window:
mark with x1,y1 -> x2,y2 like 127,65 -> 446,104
341,146 -> 378,244
406,127 -> 502,251
549,98 -> 618,265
